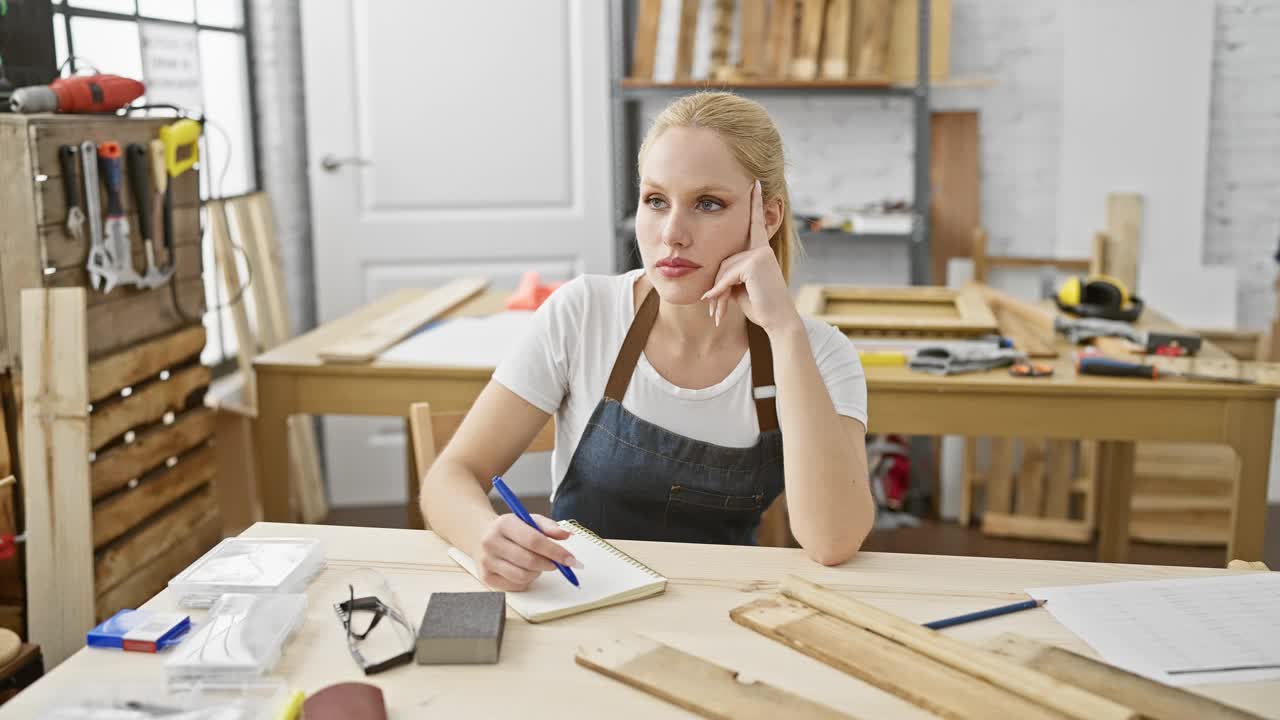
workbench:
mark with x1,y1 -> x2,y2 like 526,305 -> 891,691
250,289 -> 1278,565
2,522 -> 1274,718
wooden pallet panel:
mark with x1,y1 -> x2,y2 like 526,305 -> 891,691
40,207 -> 199,271
91,443 -> 216,549
20,288 -> 94,668
0,121 -> 42,373
91,407 -> 214,500
94,484 -> 218,597
85,281 -> 204,362
88,325 -> 206,404
90,362 -> 210,450
95,513 -> 220,622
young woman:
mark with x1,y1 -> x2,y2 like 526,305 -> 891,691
422,92 -> 873,591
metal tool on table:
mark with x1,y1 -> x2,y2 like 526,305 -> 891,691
1010,361 -> 1054,378
57,145 -> 86,243
908,345 -> 1025,376
79,140 -> 115,291
1054,316 -> 1202,356
97,141 -> 143,290
1076,356 -> 1255,384
126,142 -> 174,288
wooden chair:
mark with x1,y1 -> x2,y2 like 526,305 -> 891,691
406,402 -> 556,530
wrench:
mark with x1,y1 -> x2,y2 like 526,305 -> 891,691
80,140 -> 116,292
58,145 -> 86,244
126,143 -> 174,288
97,142 -> 143,290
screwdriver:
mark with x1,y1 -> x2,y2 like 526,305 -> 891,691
1077,356 -> 1255,384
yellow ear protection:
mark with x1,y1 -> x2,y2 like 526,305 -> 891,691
1055,274 -> 1144,322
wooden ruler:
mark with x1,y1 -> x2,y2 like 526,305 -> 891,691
317,278 -> 489,364
577,632 -> 855,720
984,634 -> 1263,720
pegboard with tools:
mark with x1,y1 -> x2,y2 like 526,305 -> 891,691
0,114 -> 206,371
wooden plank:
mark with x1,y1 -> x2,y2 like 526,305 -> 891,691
631,0 -> 664,80
887,0 -> 951,84
730,597 -> 1068,720
20,288 -> 94,668
0,121 -> 41,372
987,256 -> 1092,273
91,443 -> 216,549
621,77 -> 895,90
576,632 -> 855,720
674,0 -> 702,80
1043,439 -> 1074,519
289,415 -> 328,524
1193,329 -> 1261,362
95,513 -> 220,622
984,437 -> 1015,516
765,0 -> 797,79
992,304 -> 1057,359
0,477 -> 20,605
824,285 -> 960,301
91,407 -> 214,500
90,362 -> 210,451
231,193 -> 289,347
94,484 -> 218,595
959,437 -> 978,526
209,200 -> 257,400
87,325 -> 206,404
793,284 -> 825,315
318,278 -> 489,364
819,0 -> 851,79
850,0 -> 891,80
40,207 -> 200,270
740,0 -> 769,78
929,112 -> 979,285
1014,442 -> 1045,516
790,0 -> 826,79
85,280 -> 205,361
1130,510 -> 1228,546
984,634 -> 1262,720
953,285 -> 998,330
1104,193 -> 1142,294
212,407 -> 262,536
1227,560 -> 1269,571
778,576 -> 1134,720
981,512 -> 1094,544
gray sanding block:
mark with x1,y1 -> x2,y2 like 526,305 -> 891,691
415,591 -> 506,665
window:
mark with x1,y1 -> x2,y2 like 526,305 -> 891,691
52,0 -> 256,369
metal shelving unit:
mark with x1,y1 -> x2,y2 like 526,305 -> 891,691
608,0 -> 932,285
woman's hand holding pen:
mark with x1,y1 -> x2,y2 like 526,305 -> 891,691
700,179 -> 802,338
475,513 -> 583,592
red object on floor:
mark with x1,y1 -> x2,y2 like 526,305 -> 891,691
506,271 -> 565,311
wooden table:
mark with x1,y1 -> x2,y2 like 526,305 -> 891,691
251,290 -> 1278,564
3,523 -> 1275,718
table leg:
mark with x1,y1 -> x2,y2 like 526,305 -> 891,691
253,371 -> 297,523
1225,400 -> 1274,564
1096,440 -> 1136,563
406,417 -> 426,530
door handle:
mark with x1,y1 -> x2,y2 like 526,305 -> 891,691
320,154 -> 372,172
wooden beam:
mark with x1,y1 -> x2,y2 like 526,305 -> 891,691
984,634 -> 1261,720
981,512 -> 1093,544
779,575 -> 1135,720
1104,194 -> 1143,293
576,632 -> 854,719
91,443 -> 216,549
317,278 -> 488,364
1014,442 -> 1046,516
21,288 -> 94,668
930,112 -> 979,285
87,325 -> 205,405
731,597 -> 1068,720
90,407 -> 214,500
0,476 -> 19,605
209,200 -> 257,401
1043,439 -> 1074,519
89,362 -> 210,451
94,484 -> 218,596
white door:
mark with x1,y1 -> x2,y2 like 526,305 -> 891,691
301,0 -> 615,507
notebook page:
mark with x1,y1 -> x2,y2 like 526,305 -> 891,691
447,524 -> 665,621
1027,572 -> 1280,686
379,312 -> 533,366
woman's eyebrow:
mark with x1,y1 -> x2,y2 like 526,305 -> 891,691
640,179 -> 736,195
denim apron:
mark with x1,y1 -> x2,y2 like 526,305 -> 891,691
551,288 -> 785,545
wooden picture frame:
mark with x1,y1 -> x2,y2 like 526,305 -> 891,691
794,284 -> 998,337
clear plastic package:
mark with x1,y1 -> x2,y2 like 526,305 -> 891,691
39,680 -> 290,719
164,593 -> 307,685
167,537 -> 326,608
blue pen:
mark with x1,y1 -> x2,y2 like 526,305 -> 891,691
491,476 -> 579,588
922,598 -> 1046,630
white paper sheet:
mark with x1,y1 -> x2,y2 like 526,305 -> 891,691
1028,572 -> 1280,686
378,311 -> 534,367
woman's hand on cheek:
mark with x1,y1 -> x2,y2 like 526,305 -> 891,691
701,179 -> 802,336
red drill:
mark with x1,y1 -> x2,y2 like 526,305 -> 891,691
9,74 -> 145,114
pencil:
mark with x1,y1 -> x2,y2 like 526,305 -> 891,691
922,598 -> 1046,630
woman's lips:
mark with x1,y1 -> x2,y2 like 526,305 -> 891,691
656,256 -> 701,278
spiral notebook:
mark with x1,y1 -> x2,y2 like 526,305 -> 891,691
447,520 -> 667,623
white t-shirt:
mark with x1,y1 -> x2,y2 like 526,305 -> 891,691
492,269 -> 868,498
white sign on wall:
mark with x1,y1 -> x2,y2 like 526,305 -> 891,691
140,22 -> 204,112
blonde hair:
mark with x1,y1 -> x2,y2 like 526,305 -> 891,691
637,91 -> 801,282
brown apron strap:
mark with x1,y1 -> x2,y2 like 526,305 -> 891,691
604,288 -> 660,401
604,287 -> 779,433
747,322 -> 779,432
